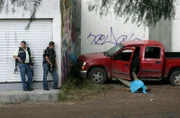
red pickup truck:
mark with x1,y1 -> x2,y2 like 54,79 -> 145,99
76,40 -> 180,86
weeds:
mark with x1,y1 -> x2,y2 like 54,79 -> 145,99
59,77 -> 111,102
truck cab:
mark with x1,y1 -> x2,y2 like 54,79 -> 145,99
76,40 -> 180,86
111,41 -> 164,81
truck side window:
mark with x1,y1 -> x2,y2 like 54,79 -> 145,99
145,47 -> 161,59
116,50 -> 133,61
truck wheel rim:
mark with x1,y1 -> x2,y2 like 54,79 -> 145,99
174,74 -> 180,85
92,72 -> 103,83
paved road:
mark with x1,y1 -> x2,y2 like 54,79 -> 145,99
0,81 -> 180,118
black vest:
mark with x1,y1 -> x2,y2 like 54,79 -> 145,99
17,47 -> 32,64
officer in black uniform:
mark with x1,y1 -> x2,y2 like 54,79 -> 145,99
13,41 -> 33,91
43,41 -> 59,90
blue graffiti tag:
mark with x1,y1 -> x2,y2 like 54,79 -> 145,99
87,27 -> 141,46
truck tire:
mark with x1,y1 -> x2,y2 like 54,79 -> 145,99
88,68 -> 107,84
170,71 -> 180,86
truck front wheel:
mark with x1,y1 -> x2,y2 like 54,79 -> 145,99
170,71 -> 180,86
88,68 -> 107,84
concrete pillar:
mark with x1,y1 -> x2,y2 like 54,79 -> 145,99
149,19 -> 172,52
172,1 -> 180,52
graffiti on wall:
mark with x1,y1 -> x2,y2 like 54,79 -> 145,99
87,27 -> 141,46
61,0 -> 77,81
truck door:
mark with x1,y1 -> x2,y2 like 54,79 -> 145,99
112,47 -> 135,80
140,46 -> 164,77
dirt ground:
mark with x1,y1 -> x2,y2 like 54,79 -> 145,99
0,80 -> 180,118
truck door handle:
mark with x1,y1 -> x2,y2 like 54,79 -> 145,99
155,61 -> 162,64
125,64 -> 128,66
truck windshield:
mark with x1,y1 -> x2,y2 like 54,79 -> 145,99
105,43 -> 124,57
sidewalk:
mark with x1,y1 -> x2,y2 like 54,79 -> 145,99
0,89 -> 59,104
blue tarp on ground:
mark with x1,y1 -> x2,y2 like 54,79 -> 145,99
130,80 -> 147,94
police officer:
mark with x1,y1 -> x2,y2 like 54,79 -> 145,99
13,41 -> 34,91
43,41 -> 59,90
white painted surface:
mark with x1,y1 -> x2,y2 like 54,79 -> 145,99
0,0 -> 59,19
81,0 -> 149,54
172,1 -> 180,52
0,0 -> 61,86
0,20 -> 52,82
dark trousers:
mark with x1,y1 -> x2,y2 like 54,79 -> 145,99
43,63 -> 58,89
18,63 -> 33,90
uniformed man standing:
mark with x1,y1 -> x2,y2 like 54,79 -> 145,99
42,41 -> 59,90
13,41 -> 34,91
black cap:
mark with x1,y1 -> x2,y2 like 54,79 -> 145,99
49,41 -> 55,46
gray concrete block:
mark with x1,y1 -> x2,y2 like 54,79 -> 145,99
0,82 -> 53,91
0,89 -> 59,104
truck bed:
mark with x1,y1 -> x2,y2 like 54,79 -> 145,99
165,52 -> 180,58
164,57 -> 180,77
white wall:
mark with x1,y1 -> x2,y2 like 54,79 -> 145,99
172,1 -> 180,52
81,0 -> 149,54
0,0 -> 61,86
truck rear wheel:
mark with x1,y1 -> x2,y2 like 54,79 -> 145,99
88,68 -> 107,84
170,71 -> 180,86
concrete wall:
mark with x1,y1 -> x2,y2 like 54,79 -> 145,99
149,19 -> 172,52
81,0 -> 149,54
0,0 -> 60,19
0,0 -> 61,87
74,0 -> 81,56
172,1 -> 180,52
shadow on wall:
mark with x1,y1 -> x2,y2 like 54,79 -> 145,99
61,0 -> 79,81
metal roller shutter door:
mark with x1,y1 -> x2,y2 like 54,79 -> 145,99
0,20 -> 53,82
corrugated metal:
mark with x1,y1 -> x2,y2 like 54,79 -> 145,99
81,0 -> 149,54
0,20 -> 53,82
